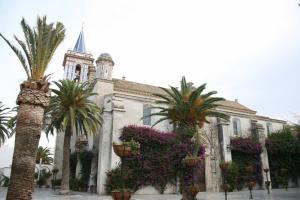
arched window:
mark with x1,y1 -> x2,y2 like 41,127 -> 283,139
74,64 -> 81,81
232,118 -> 241,136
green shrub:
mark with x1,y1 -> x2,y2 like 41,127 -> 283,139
225,162 -> 239,191
266,128 -> 300,188
37,177 -> 47,188
69,177 -> 81,191
51,179 -> 61,186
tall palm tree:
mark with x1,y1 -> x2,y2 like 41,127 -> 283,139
36,146 -> 53,164
0,102 -> 13,147
46,80 -> 103,194
0,16 -> 65,200
151,76 -> 228,140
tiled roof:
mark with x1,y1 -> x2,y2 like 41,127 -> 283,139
113,78 -> 166,96
112,78 -> 256,113
216,100 -> 256,114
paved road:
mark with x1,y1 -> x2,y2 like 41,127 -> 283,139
1,188 -> 300,200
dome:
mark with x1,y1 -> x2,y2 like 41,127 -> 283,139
97,53 -> 113,63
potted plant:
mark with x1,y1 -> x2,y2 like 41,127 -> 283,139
181,131 -> 201,173
111,188 -> 133,200
111,139 -> 139,200
219,161 -> 231,200
245,165 -> 256,199
184,184 -> 200,200
182,154 -> 199,167
125,139 -> 140,156
247,181 -> 256,199
263,168 -> 271,194
113,140 -> 140,157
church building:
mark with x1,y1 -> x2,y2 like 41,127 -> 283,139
54,30 -> 287,194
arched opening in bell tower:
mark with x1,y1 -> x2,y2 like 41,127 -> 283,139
74,64 -> 82,82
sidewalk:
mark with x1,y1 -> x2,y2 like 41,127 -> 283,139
1,187 -> 300,200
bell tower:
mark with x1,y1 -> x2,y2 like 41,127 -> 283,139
62,30 -> 94,82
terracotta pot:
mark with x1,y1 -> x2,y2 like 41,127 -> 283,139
111,191 -> 132,200
113,144 -> 132,157
185,185 -> 200,198
182,157 -> 199,167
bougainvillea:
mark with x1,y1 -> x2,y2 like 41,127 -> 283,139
230,137 -> 262,154
105,125 -> 205,194
230,137 -> 262,190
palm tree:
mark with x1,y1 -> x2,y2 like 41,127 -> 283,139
151,77 -> 228,200
0,102 -> 13,147
0,16 -> 65,200
151,76 -> 228,140
46,80 -> 103,194
36,146 -> 53,164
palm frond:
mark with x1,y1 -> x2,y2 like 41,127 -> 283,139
0,33 -> 30,78
1,16 -> 65,80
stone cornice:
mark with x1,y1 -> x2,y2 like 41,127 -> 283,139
63,52 -> 94,66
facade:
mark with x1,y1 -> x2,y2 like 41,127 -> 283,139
54,31 -> 286,194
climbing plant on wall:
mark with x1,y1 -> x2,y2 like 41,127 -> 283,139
230,137 -> 262,190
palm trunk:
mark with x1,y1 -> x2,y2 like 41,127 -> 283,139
59,127 -> 72,194
6,104 -> 44,200
6,81 -> 49,200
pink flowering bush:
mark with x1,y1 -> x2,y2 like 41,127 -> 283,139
105,125 -> 205,194
230,137 -> 262,154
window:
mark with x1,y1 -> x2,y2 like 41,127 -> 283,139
250,120 -> 258,139
266,122 -> 272,136
232,118 -> 241,135
143,104 -> 151,126
74,64 -> 81,82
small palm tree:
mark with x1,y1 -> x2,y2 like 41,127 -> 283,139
46,80 -> 103,194
151,76 -> 228,140
151,77 -> 228,200
0,16 -> 65,200
0,102 -> 13,147
36,146 -> 53,164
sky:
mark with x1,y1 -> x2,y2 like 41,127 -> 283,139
0,0 -> 300,164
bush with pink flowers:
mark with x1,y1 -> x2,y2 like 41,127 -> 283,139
105,125 -> 205,194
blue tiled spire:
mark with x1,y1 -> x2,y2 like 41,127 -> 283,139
73,30 -> 86,53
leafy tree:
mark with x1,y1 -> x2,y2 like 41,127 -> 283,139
46,80 -> 103,194
0,16 -> 65,200
36,146 -> 53,164
0,102 -> 13,147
